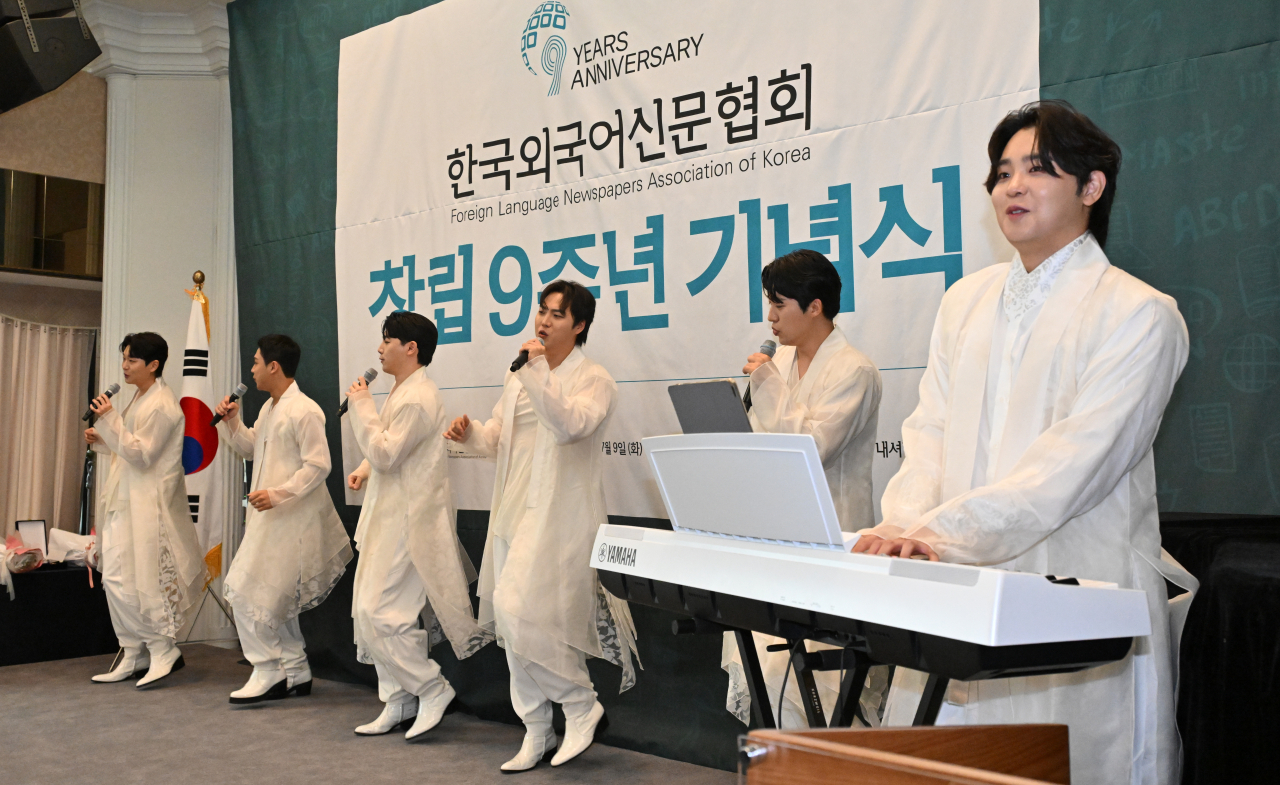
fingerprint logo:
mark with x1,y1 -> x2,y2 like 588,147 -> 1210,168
520,3 -> 570,97
542,35 -> 567,96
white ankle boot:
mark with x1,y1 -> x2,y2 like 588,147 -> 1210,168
136,642 -> 184,688
285,666 -> 312,697
405,682 -> 455,740
501,728 -> 558,772
91,648 -> 149,683
229,668 -> 287,704
551,701 -> 606,766
355,701 -> 417,735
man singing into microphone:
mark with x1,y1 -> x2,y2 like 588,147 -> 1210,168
855,101 -> 1195,785
213,334 -> 353,704
344,311 -> 492,739
724,249 -> 884,728
445,280 -> 639,772
85,332 -> 208,687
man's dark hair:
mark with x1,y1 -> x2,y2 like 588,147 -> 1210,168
540,280 -> 596,345
984,99 -> 1122,247
119,332 -> 168,376
258,334 -> 301,378
382,311 -> 438,367
761,249 -> 842,320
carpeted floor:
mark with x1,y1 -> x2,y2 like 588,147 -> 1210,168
0,644 -> 734,785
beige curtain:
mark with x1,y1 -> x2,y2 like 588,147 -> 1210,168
0,313 -> 96,540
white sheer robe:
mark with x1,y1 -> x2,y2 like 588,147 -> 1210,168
865,234 -> 1196,785
749,326 -> 882,530
348,365 -> 491,662
92,379 -> 207,638
454,347 -> 640,692
722,326 -> 884,728
219,381 -> 352,627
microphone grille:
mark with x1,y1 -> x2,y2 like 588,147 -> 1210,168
233,382 -> 248,397
363,367 -> 379,382
106,383 -> 121,395
760,340 -> 777,358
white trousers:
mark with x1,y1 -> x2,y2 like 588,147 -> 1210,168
492,536 -> 596,733
101,510 -> 175,658
235,614 -> 307,676
353,535 -> 446,706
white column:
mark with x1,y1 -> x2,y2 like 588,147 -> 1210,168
86,0 -> 240,644
98,72 -> 135,389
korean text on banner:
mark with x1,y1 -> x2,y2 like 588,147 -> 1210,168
334,0 -> 1040,519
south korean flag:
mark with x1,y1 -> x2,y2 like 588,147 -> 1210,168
179,292 -> 224,582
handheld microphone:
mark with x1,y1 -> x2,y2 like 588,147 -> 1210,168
742,339 -> 777,412
82,383 -> 121,422
210,383 -> 249,426
337,368 -> 379,417
510,339 -> 545,372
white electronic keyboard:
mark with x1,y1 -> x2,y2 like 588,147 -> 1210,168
591,433 -> 1153,729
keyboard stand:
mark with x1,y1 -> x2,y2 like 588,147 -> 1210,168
612,554 -> 1136,731
736,629 -> 776,729
913,673 -> 949,726
673,618 -> 778,729
674,619 -> 884,730
765,638 -> 880,728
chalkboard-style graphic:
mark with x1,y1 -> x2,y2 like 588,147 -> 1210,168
1103,203 -> 1152,271
1222,333 -> 1280,393
1100,60 -> 1199,112
1235,245 -> 1280,318
1190,403 -> 1236,474
1165,286 -> 1222,360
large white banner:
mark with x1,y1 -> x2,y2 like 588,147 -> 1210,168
335,0 -> 1038,519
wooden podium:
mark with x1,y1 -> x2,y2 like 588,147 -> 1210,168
740,725 -> 1070,784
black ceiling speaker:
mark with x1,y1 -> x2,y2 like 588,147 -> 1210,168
0,5 -> 102,114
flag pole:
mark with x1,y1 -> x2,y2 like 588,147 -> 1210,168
181,269 -> 237,638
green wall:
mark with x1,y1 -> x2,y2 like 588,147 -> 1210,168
226,0 -> 1280,770
1040,0 -> 1280,516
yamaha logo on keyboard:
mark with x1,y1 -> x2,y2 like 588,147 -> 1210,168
599,543 -> 637,567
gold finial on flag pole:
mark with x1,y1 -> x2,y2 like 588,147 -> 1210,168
186,270 -> 210,339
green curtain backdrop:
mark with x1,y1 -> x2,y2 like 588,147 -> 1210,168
227,0 -> 1280,771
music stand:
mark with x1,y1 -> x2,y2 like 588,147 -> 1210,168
642,432 -> 850,551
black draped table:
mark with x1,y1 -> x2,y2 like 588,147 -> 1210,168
0,562 -> 117,667
1160,515 -> 1280,785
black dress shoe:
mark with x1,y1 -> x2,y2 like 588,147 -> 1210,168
229,677 -> 288,704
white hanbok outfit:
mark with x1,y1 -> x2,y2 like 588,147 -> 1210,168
219,381 -> 353,677
348,366 -> 492,708
455,347 -> 639,737
721,327 -> 885,728
92,379 -> 208,659
864,233 -> 1197,785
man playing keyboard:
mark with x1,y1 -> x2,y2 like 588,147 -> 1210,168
854,100 -> 1196,785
